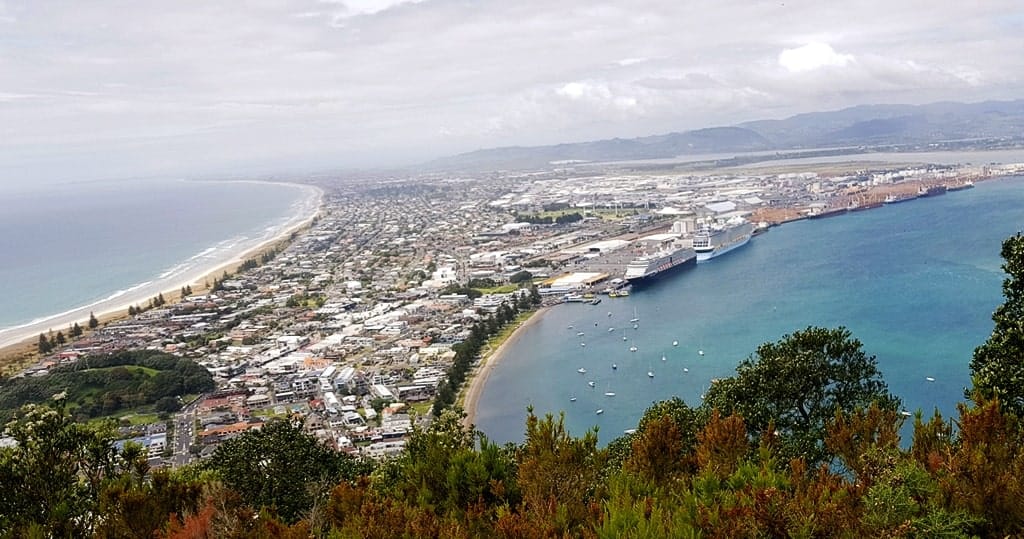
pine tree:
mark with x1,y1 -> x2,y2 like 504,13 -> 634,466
88,312 -> 99,329
128,305 -> 136,316
971,233 -> 1024,416
38,333 -> 51,354
55,331 -> 66,346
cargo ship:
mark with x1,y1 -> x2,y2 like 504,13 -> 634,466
807,207 -> 847,219
918,185 -> 947,197
624,244 -> 696,283
884,193 -> 918,204
693,218 -> 754,263
849,200 -> 884,212
946,181 -> 975,192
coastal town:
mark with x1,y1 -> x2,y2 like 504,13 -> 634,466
4,156 -> 1024,469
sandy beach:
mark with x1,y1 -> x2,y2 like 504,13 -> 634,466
462,306 -> 550,427
0,181 -> 323,362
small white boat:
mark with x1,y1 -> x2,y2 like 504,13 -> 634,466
595,409 -> 604,415
683,368 -> 689,373
604,392 -> 616,397
622,335 -> 628,341
577,332 -> 585,337
570,396 -> 577,402
588,381 -> 596,387
568,325 -> 573,329
612,363 -> 617,370
672,340 -> 679,347
925,377 -> 935,382
661,355 -> 667,362
633,324 -> 639,329
577,368 -> 586,374
580,342 -> 586,347
647,371 -> 655,378
698,349 -> 704,356
608,327 -> 615,332
607,311 -> 612,317
630,317 -> 639,323
629,346 -> 638,352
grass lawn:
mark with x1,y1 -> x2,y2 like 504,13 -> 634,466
80,364 -> 160,377
484,310 -> 536,352
519,208 -> 635,221
473,284 -> 521,295
408,401 -> 433,416
251,406 -> 289,419
87,410 -> 162,427
122,412 -> 161,425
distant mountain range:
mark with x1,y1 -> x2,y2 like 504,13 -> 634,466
426,99 -> 1024,171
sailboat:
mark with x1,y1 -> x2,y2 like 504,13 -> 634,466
570,396 -> 577,402
647,370 -> 655,378
577,367 -> 586,374
672,340 -> 679,347
629,342 -> 638,352
629,307 -> 639,324
661,355 -> 667,361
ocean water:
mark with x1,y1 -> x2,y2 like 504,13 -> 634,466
0,178 -> 313,331
476,176 -> 1024,445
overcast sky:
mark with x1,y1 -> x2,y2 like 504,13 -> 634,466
1,0 -> 1022,181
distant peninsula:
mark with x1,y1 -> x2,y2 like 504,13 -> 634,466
426,99 -> 1024,171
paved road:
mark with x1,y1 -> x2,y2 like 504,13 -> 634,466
171,398 -> 200,467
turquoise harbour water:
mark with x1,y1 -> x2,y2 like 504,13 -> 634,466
476,176 -> 1024,445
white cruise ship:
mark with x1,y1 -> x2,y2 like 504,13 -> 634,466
624,244 -> 697,283
693,218 -> 754,262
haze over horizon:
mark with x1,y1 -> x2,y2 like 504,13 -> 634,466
1,1 -> 1023,183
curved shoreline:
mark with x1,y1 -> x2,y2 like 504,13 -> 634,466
462,306 -> 551,427
0,181 -> 323,357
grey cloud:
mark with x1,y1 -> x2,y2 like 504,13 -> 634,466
1,0 -> 1022,182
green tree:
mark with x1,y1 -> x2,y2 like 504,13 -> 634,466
0,397 -> 118,536
89,311 -> 99,329
38,333 -> 52,355
508,270 -> 533,284
970,233 -> 1024,416
154,396 -> 181,414
529,285 -> 541,305
701,326 -> 899,464
516,409 -> 606,535
207,418 -> 372,523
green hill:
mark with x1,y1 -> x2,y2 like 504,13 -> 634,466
0,350 -> 214,421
